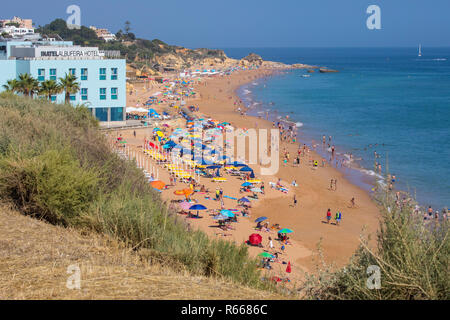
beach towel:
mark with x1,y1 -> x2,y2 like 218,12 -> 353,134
224,195 -> 237,200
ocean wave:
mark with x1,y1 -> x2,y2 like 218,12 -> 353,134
295,122 -> 303,127
359,168 -> 384,180
243,89 -> 251,95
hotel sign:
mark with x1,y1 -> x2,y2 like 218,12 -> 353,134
36,47 -> 101,58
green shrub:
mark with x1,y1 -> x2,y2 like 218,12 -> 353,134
300,192 -> 449,300
0,94 -> 272,292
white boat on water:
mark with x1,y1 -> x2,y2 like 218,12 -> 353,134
302,74 -> 311,78
418,44 -> 422,57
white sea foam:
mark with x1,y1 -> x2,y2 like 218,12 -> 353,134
359,168 -> 384,180
295,122 -> 303,127
243,89 -> 251,95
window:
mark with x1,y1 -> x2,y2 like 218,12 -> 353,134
111,107 -> 123,121
50,95 -> 56,102
49,69 -> 56,81
95,108 -> 108,122
69,68 -> 76,76
81,88 -> 88,101
38,69 -> 45,81
81,68 -> 88,81
111,68 -> 118,80
70,94 -> 76,101
99,68 -> 106,80
99,88 -> 106,100
111,88 -> 118,100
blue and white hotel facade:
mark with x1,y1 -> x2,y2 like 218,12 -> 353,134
0,38 -> 126,122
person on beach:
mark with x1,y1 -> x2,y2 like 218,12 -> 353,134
268,237 -> 274,251
330,179 -> 334,190
350,197 -> 356,208
335,211 -> 342,225
293,195 -> 297,207
326,209 -> 332,223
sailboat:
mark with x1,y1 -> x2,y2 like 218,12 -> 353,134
418,44 -> 422,57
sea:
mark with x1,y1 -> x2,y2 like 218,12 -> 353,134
222,47 -> 450,210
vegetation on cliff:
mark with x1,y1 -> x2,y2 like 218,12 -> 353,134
0,93 -> 273,291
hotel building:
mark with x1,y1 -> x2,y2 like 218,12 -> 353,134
0,37 -> 126,122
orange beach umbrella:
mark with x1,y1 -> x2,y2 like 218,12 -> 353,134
150,180 -> 166,190
174,189 -> 194,197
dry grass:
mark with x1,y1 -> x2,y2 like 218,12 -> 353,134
0,204 -> 284,300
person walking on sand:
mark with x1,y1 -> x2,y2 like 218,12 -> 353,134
268,237 -> 274,251
350,197 -> 356,208
326,209 -> 332,224
330,179 -> 334,190
335,211 -> 342,226
293,195 -> 297,207
334,179 -> 337,191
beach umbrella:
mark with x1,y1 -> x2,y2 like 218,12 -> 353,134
279,228 -> 293,234
258,252 -> 274,258
174,189 -> 194,197
239,197 -> 250,203
254,216 -> 268,223
189,204 -> 207,211
239,166 -> 253,172
251,188 -> 263,193
207,165 -> 221,169
228,161 -> 246,167
249,233 -> 262,245
189,203 -> 207,218
178,201 -> 192,211
241,182 -> 252,187
220,209 -> 235,218
150,180 -> 165,190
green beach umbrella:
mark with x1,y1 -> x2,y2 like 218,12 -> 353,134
279,228 -> 293,234
258,252 -> 274,258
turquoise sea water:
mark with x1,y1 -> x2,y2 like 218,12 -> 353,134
223,48 -> 450,209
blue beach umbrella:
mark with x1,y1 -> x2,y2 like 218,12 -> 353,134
189,204 -> 207,218
189,204 -> 207,211
279,228 -> 293,234
254,216 -> 268,223
207,165 -> 221,169
239,166 -> 253,172
241,182 -> 252,187
220,209 -> 235,218
239,197 -> 250,203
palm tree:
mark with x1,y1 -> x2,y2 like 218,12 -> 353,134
17,73 -> 40,97
59,74 -> 80,104
39,79 -> 62,101
2,79 -> 20,93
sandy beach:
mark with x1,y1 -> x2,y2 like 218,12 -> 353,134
113,66 -> 382,283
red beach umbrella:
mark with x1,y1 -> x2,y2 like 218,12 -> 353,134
249,233 -> 262,245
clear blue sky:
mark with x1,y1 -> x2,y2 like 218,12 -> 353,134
3,0 -> 450,48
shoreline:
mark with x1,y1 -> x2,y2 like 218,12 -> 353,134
236,73 -> 385,196
118,65 -> 383,283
